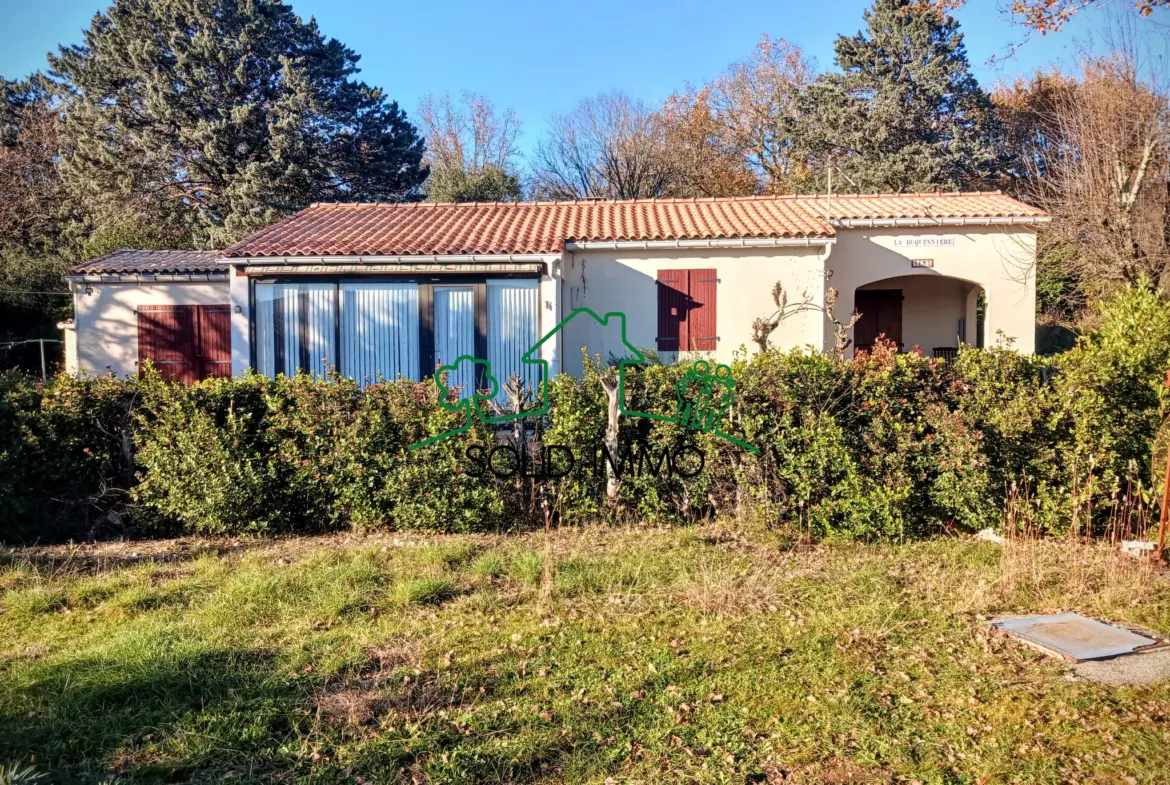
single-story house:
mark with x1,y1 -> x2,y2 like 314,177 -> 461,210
65,191 -> 1047,388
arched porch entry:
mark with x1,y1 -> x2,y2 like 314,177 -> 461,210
853,275 -> 983,359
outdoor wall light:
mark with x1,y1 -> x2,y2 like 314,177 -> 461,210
234,305 -> 243,313
84,286 -> 93,295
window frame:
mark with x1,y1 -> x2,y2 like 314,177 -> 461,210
248,273 -> 539,382
656,268 -> 718,353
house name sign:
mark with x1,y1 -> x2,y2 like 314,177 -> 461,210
893,238 -> 955,248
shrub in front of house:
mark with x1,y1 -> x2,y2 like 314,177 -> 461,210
0,372 -> 139,543
1046,280 -> 1170,534
134,372 -> 515,537
734,343 -> 995,539
542,356 -> 728,525
133,373 -> 352,536
333,378 -> 513,533
2,281 -> 1168,543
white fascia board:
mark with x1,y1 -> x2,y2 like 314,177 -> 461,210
67,272 -> 230,284
564,237 -> 834,251
221,253 -> 560,265
831,216 -> 1050,229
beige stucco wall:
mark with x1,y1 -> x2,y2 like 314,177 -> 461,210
71,278 -> 230,378
58,322 -> 78,376
557,245 -> 829,376
828,226 -> 1037,355
229,267 -> 251,376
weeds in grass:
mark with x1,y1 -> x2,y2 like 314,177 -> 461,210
467,553 -> 503,579
508,550 -> 544,586
393,577 -> 457,606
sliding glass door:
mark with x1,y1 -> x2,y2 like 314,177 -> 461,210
252,278 -> 539,392
433,286 -> 476,397
487,280 -> 540,404
339,282 -> 419,384
254,283 -> 335,378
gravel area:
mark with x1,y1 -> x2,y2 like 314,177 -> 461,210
1072,647 -> 1170,686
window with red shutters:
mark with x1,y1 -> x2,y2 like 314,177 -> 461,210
656,270 -> 687,352
197,305 -> 232,378
656,269 -> 718,352
688,270 -> 718,351
137,304 -> 232,382
138,305 -> 197,382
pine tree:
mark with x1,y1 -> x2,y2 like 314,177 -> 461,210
794,0 -> 998,192
49,0 -> 428,247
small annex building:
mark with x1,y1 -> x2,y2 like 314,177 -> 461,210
65,191 -> 1047,388
65,249 -> 230,381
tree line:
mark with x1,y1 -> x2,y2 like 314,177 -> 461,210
1,0 -> 1168,358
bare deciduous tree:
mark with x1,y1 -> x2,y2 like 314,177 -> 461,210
418,91 -> 522,202
706,35 -> 815,192
1006,49 -> 1169,291
927,0 -> 1167,34
418,91 -> 521,173
658,86 -> 759,198
531,92 -> 674,200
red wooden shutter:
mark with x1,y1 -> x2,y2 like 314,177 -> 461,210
656,270 -> 688,352
137,305 -> 197,382
687,270 -> 718,351
197,305 -> 232,379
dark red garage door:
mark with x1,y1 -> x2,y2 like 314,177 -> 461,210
137,305 -> 231,382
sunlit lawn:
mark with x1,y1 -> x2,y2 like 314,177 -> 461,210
1,524 -> 1168,784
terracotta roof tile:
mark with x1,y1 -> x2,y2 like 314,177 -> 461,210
812,191 -> 1048,221
223,192 -> 1045,258
70,249 -> 225,275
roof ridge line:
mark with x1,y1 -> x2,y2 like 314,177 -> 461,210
300,190 -> 1013,209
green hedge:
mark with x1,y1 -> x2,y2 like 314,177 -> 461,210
2,282 -> 1168,543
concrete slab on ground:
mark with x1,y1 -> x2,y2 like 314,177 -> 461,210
993,613 -> 1158,662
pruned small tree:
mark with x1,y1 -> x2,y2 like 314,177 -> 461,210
599,372 -> 623,501
751,281 -> 812,351
751,279 -> 860,358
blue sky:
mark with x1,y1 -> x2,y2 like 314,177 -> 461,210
1,0 -> 1164,159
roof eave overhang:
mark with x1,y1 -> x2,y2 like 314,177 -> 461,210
221,253 -> 560,265
831,216 -> 1050,229
564,237 -> 834,251
67,271 -> 230,283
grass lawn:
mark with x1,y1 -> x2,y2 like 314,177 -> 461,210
1,524 -> 1168,784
